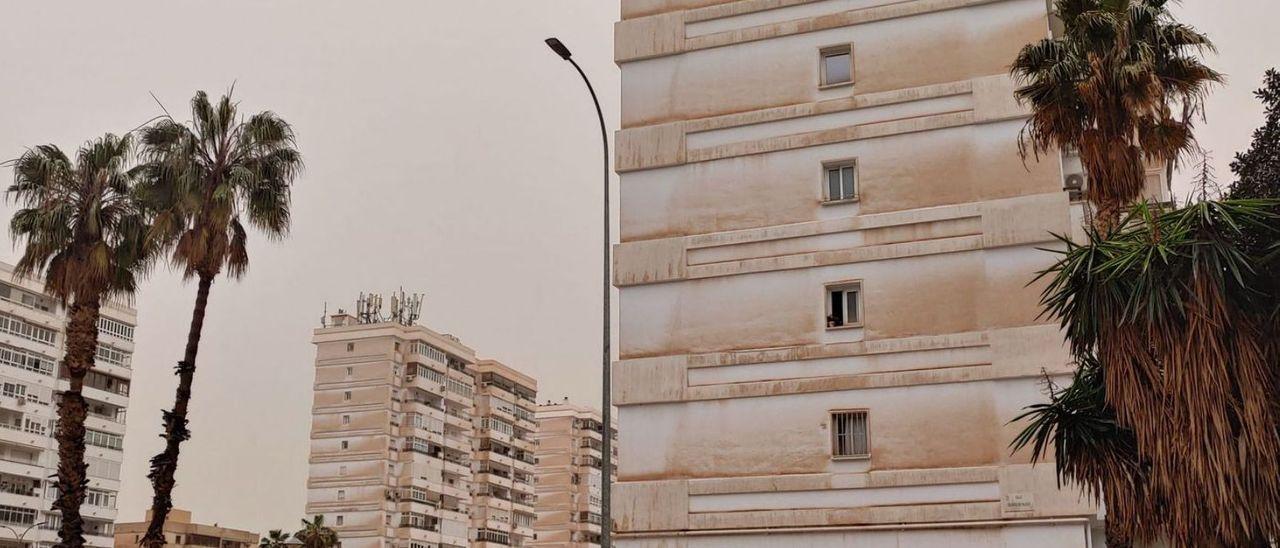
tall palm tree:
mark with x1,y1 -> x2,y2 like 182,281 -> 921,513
1012,0 -> 1221,229
6,134 -> 151,547
294,516 -> 337,548
136,90 -> 302,546
258,529 -> 291,548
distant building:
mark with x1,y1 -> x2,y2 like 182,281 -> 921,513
113,508 -> 257,548
531,402 -> 615,548
0,261 -> 136,547
305,301 -> 541,548
470,361 -> 538,547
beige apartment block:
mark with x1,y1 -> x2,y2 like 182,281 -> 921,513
114,508 -> 257,548
308,313 -> 477,548
531,402 -> 616,548
470,361 -> 538,547
610,1 -> 1145,546
0,262 -> 135,548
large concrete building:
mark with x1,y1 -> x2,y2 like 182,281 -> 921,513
0,262 -> 135,548
470,361 -> 538,547
609,1 -> 1146,546
114,508 -> 257,548
307,303 -> 543,548
531,402 -> 615,548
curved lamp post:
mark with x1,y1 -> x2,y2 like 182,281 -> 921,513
0,520 -> 50,547
544,36 -> 613,547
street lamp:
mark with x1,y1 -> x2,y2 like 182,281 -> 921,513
0,520 -> 49,547
544,36 -> 613,547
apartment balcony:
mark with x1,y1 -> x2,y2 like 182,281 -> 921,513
0,485 -> 43,511
85,413 -> 126,436
443,411 -> 471,429
475,471 -> 514,490
442,434 -> 469,453
0,457 -> 44,481
77,384 -> 128,408
0,423 -> 48,450
408,373 -> 446,395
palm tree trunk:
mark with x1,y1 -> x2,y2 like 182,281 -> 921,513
142,273 -> 214,546
55,298 -> 102,548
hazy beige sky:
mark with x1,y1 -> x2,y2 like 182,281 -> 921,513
0,0 -> 620,532
0,0 -> 1275,535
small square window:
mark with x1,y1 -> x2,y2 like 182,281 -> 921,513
820,45 -> 853,87
339,465 -> 347,476
342,415 -> 351,425
341,440 -> 349,450
831,410 -> 869,458
824,160 -> 857,202
343,391 -> 352,401
346,367 -> 354,378
346,343 -> 355,352
337,490 -> 346,501
826,281 -> 863,328
335,515 -> 344,526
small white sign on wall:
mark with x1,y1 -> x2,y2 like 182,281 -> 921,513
1004,492 -> 1035,513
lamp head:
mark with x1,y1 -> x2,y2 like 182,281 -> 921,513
545,37 -> 572,60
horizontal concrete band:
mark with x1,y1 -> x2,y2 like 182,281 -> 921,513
614,517 -> 1091,539
688,465 -> 998,495
614,323 -> 1071,405
617,0 -> 1011,61
614,464 -> 1096,533
614,191 -> 1071,287
616,75 -> 1022,171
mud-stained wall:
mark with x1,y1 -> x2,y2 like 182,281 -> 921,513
620,0 -> 1046,127
613,0 -> 1088,542
619,243 -> 1052,359
620,120 -> 1059,242
618,377 -> 1056,481
614,521 -> 1090,547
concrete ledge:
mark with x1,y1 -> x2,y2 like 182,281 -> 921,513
616,0 -> 1011,62
613,193 -> 1069,287
615,78 -> 995,171
613,325 -> 1070,405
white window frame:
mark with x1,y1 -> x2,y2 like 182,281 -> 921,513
830,409 -> 870,459
819,44 -> 854,88
825,280 -> 863,329
822,159 -> 858,203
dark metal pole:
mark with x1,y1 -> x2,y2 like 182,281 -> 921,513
545,37 -> 612,547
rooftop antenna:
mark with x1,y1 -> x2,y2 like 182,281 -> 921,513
320,302 -> 328,328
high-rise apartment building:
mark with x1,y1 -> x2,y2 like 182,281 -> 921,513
0,261 -> 135,547
531,402 -> 615,548
308,312 -> 477,548
470,361 -> 538,547
610,1 -> 1144,546
307,304 -> 542,548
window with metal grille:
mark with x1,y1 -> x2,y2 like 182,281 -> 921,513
831,410 -> 869,458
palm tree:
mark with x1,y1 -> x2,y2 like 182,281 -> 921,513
258,529 -> 291,548
136,90 -> 302,546
6,134 -> 150,547
1022,200 -> 1280,544
294,516 -> 337,548
1011,0 -> 1221,229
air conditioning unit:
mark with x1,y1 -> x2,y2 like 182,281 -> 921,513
1064,174 -> 1087,203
